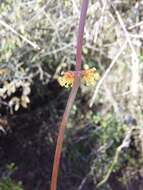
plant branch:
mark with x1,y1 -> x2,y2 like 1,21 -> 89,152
90,40 -> 127,107
0,19 -> 40,50
50,1 -> 89,190
96,128 -> 132,188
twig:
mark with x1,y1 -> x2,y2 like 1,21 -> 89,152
40,43 -> 74,57
78,172 -> 90,190
89,0 -> 106,53
128,20 -> 143,30
0,19 -> 40,50
89,40 -> 127,107
113,7 -> 140,97
71,0 -> 79,14
96,128 -> 132,188
129,33 -> 143,39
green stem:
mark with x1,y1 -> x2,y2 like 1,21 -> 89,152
96,147 -> 121,188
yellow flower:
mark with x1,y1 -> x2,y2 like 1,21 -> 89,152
58,68 -> 100,88
58,71 -> 75,88
82,68 -> 100,86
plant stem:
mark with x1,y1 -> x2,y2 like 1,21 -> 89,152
50,1 -> 89,190
76,0 -> 89,71
50,78 -> 80,190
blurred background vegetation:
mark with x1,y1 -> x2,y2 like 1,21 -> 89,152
0,0 -> 143,190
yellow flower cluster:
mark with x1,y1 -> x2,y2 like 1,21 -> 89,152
58,71 -> 75,88
58,68 -> 100,88
82,68 -> 100,86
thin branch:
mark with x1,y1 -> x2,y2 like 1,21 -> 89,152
78,172 -> 90,190
0,19 -> 40,50
114,8 -> 137,56
96,128 -> 132,188
89,40 -> 127,107
129,33 -> 143,39
128,20 -> 143,30
40,43 -> 74,57
114,7 -> 140,97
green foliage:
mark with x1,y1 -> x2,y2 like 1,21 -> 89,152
92,113 -> 127,145
89,114 -> 127,183
0,163 -> 23,190
65,112 -> 128,188
0,178 -> 23,190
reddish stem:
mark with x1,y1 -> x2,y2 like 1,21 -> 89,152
76,0 -> 89,71
50,78 -> 80,190
50,1 -> 89,190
